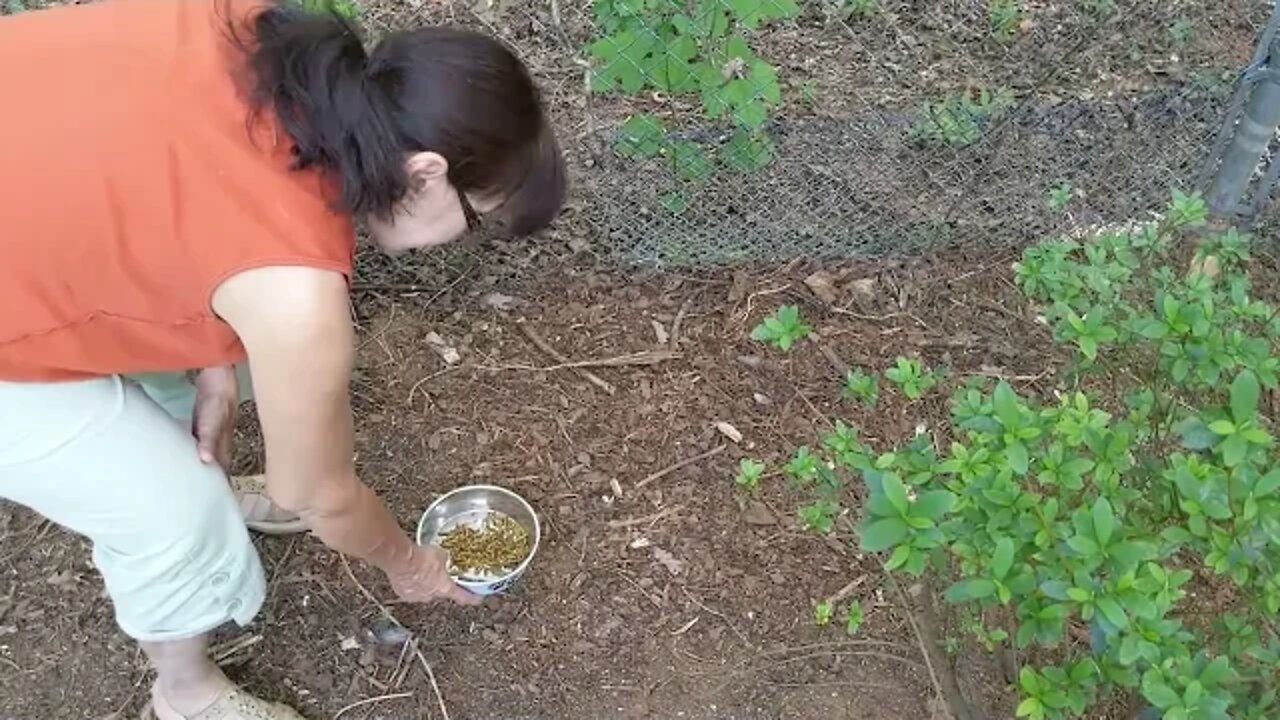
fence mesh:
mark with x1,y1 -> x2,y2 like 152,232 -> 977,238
358,0 -> 1268,271
5,0 -> 1268,274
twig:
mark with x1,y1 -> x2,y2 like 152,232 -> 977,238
811,338 -> 848,375
391,637 -> 413,689
352,283 -> 436,293
881,565 -> 975,720
339,554 -> 397,625
333,692 -> 414,719
406,366 -> 460,409
210,634 -> 262,664
337,555 -> 453,720
606,504 -> 685,529
475,350 -> 681,373
682,587 -> 750,646
670,291 -> 699,346
517,322 -> 616,395
823,575 -> 868,607
634,445 -> 727,490
414,640 -> 452,720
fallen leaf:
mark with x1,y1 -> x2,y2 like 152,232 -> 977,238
714,422 -> 743,443
804,270 -> 840,305
653,547 -> 685,576
849,277 -> 877,298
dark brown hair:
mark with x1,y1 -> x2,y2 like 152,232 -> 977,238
226,0 -> 565,236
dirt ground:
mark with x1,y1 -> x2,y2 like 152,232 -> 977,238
0,245 -> 1061,720
0,1 -> 1267,719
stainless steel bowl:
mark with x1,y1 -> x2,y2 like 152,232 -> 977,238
415,484 -> 541,596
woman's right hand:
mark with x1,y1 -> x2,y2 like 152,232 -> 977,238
387,543 -> 484,606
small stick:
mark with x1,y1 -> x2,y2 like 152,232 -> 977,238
682,587 -> 750,646
634,445 -> 727,490
476,350 -> 682,373
391,637 -> 413,689
414,640 -> 452,720
823,575 -> 868,607
339,554 -> 397,626
333,692 -> 414,719
406,366 -> 460,409
517,322 -> 616,395
606,504 -> 685,529
210,634 -> 262,664
670,291 -> 698,346
338,555 -> 453,720
878,563 -> 957,719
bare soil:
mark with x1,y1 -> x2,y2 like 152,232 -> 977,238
0,248 -> 1056,720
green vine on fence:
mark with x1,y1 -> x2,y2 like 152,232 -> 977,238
589,0 -> 796,212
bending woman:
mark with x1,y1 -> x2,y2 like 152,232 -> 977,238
0,0 -> 565,718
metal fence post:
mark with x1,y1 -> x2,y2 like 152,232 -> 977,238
1203,7 -> 1280,221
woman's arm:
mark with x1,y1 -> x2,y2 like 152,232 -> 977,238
212,265 -> 477,605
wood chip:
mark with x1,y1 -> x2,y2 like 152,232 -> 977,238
425,332 -> 461,365
652,548 -> 685,576
804,270 -> 840,305
714,422 -> 743,443
651,320 -> 670,344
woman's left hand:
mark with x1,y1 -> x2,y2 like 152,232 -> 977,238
192,365 -> 239,468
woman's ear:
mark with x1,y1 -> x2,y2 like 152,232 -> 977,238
405,151 -> 449,193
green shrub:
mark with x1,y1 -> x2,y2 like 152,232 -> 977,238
795,192 -> 1280,718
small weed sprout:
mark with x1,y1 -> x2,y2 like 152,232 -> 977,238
814,599 -> 834,627
845,600 -> 865,635
1048,181 -> 1074,212
735,458 -> 766,493
843,368 -> 881,407
989,0 -> 1023,40
751,305 -> 812,351
885,357 -> 939,400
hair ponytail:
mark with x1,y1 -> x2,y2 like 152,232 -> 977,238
235,2 -> 407,218
226,0 -> 566,234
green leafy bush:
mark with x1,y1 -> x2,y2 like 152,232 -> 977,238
589,0 -> 796,210
296,0 -> 361,18
796,192 -> 1280,718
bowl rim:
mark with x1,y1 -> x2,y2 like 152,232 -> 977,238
414,483 -> 542,585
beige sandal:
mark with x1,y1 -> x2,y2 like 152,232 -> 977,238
140,685 -> 307,720
229,474 -> 308,536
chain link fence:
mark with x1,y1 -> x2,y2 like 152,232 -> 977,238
355,0 -> 1268,273
5,0 -> 1270,274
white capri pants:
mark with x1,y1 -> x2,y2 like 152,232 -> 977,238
0,369 -> 265,642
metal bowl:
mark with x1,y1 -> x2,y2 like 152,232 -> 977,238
415,484 -> 541,597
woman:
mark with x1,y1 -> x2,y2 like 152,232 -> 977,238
0,0 -> 565,717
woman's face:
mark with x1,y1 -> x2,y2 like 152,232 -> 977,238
365,152 -> 494,255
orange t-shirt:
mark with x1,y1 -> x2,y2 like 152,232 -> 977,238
0,0 -> 356,381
